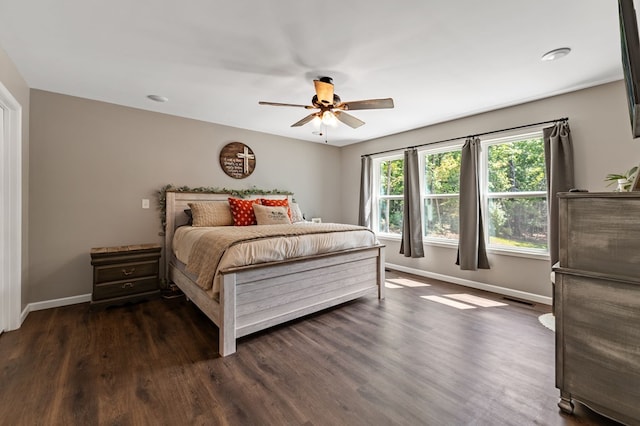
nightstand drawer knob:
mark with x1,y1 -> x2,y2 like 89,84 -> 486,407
121,282 -> 134,289
121,267 -> 136,276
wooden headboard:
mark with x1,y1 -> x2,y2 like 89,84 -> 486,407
164,191 -> 293,275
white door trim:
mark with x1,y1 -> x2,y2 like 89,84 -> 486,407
0,81 -> 22,332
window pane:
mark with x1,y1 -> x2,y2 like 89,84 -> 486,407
425,150 -> 461,194
377,199 -> 403,234
379,159 -> 404,196
424,197 -> 459,239
488,197 -> 548,249
487,139 -> 546,193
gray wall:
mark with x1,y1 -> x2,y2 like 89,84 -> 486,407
28,90 -> 342,303
21,80 -> 640,304
0,45 -> 30,310
340,81 -> 640,300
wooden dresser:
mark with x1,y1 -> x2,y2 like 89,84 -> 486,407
553,192 -> 640,424
90,243 -> 162,309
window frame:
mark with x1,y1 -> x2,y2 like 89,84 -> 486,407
421,143 -> 463,245
372,153 -> 404,237
479,131 -> 549,256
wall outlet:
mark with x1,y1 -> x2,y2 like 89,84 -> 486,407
142,199 -> 150,209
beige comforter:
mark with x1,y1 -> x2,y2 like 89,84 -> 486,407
173,223 -> 377,297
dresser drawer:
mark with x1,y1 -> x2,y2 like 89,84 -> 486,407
90,243 -> 162,309
94,260 -> 158,284
93,277 -> 159,301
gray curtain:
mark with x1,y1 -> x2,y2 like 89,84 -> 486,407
358,155 -> 372,228
456,137 -> 490,270
400,148 -> 424,257
544,122 -> 574,266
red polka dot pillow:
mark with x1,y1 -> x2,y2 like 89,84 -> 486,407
228,197 -> 262,226
260,198 -> 291,220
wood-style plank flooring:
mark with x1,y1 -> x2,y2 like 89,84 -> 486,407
0,271 -> 622,425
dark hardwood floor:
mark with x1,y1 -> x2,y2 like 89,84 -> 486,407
0,271 -> 622,425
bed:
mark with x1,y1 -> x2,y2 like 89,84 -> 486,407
164,191 -> 385,356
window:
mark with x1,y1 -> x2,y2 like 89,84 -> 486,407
482,133 -> 548,252
370,131 -> 548,256
423,147 -> 462,241
373,155 -> 404,235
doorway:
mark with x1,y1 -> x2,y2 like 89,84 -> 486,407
0,81 -> 22,333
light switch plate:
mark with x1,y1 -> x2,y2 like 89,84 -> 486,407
142,199 -> 150,209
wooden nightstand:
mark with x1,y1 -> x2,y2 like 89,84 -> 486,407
90,243 -> 161,309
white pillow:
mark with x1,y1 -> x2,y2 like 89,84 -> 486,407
290,202 -> 304,223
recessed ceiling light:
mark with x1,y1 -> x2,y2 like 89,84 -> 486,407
541,47 -> 571,61
147,94 -> 169,102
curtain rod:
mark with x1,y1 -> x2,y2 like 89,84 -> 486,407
361,117 -> 568,157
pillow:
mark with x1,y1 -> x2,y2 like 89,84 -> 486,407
290,202 -> 304,223
187,202 -> 234,227
260,198 -> 291,220
253,204 -> 292,225
228,197 -> 262,226
184,209 -> 193,226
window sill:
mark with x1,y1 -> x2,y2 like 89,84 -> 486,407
376,234 -> 402,242
486,246 -> 550,261
375,234 -> 550,261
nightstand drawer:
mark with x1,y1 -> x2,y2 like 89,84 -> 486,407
90,243 -> 162,309
94,260 -> 158,284
93,277 -> 159,301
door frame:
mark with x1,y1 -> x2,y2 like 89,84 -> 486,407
0,80 -> 22,332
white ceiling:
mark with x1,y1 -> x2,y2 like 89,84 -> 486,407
0,1 -> 629,146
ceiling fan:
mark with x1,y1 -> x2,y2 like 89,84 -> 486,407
258,76 -> 394,129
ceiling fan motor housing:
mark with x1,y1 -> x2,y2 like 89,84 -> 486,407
312,94 -> 341,109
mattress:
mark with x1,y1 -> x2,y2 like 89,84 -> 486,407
172,223 -> 378,297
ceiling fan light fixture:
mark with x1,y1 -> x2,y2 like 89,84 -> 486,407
541,47 -> 571,61
321,110 -> 338,126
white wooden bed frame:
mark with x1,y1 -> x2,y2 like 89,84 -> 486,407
164,191 -> 385,356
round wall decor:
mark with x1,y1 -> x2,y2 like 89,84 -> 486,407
219,142 -> 256,179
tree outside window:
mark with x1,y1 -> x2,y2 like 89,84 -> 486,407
423,149 -> 461,240
375,156 -> 404,235
484,134 -> 548,251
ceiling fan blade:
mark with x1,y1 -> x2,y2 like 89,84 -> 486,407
334,111 -> 365,129
259,101 -> 314,109
337,98 -> 394,111
313,79 -> 335,106
291,113 -> 319,127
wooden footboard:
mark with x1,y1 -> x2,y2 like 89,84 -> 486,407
169,245 -> 385,356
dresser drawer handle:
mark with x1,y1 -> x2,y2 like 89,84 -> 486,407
121,282 -> 134,289
121,268 -> 136,276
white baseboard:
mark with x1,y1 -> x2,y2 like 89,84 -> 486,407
20,294 -> 92,324
385,263 -> 552,306
14,263 -> 551,325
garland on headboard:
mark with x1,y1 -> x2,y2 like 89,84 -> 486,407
157,184 -> 293,231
